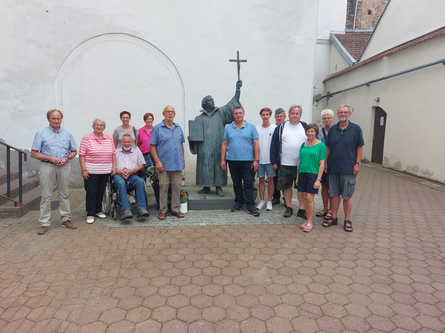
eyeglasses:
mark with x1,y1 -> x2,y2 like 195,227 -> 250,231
94,124 -> 105,127
322,117 -> 332,120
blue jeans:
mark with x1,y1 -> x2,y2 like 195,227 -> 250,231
113,174 -> 147,211
143,152 -> 154,167
228,160 -> 255,209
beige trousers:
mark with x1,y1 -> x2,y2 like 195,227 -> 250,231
158,170 -> 182,213
38,162 -> 72,226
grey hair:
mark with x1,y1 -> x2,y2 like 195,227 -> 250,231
288,105 -> 302,114
92,117 -> 106,126
338,105 -> 351,112
321,109 -> 334,117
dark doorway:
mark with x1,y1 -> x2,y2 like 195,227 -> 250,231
371,107 -> 387,164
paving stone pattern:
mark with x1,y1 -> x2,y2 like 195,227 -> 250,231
0,164 -> 444,332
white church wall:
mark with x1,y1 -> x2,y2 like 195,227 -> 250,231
324,35 -> 445,183
316,0 -> 347,40
313,0 -> 347,121
1,0 -> 344,185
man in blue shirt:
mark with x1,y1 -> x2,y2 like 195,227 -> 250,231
31,109 -> 78,235
324,105 -> 364,232
150,105 -> 185,220
221,106 -> 260,216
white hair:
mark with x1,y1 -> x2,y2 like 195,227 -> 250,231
92,117 -> 106,126
321,109 -> 334,117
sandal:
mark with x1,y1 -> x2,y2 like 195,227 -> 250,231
344,220 -> 353,232
297,209 -> 307,220
299,222 -> 307,229
316,209 -> 327,217
322,217 -> 338,227
303,224 -> 313,232
323,211 -> 332,220
172,211 -> 185,218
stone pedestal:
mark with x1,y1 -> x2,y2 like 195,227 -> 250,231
188,187 -> 234,210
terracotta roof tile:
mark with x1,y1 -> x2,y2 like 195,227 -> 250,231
334,31 -> 372,61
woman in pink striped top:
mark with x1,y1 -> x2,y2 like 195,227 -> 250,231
79,117 -> 117,224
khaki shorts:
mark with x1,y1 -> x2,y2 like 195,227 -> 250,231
276,165 -> 297,190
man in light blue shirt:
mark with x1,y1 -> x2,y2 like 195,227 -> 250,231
31,109 -> 77,235
221,106 -> 260,216
150,105 -> 185,220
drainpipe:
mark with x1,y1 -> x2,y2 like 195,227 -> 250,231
353,0 -> 360,30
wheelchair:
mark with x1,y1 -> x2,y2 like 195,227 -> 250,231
102,171 -> 149,220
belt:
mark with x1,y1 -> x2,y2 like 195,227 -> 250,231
41,160 -> 57,164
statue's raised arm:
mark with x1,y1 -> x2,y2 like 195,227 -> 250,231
235,80 -> 242,102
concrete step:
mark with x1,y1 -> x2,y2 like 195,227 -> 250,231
0,169 -> 19,186
0,177 -> 40,205
0,186 -> 41,218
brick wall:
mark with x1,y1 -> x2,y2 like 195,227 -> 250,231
346,0 -> 389,30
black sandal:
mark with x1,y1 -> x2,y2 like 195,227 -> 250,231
297,209 -> 307,220
344,220 -> 353,232
316,209 -> 327,217
322,217 -> 338,227
323,211 -> 332,220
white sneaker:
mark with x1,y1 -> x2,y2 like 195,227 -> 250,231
256,200 -> 265,210
266,201 -> 273,211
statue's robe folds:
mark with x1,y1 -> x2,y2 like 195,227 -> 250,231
189,96 -> 241,187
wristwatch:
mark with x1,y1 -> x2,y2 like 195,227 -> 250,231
255,160 -> 260,163
355,162 -> 361,165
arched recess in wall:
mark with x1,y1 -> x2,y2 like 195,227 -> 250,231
54,33 -> 185,144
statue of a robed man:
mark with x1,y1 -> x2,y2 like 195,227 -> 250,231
189,80 -> 242,197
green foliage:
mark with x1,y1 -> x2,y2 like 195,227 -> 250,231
146,166 -> 159,185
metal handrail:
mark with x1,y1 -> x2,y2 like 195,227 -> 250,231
0,141 -> 27,205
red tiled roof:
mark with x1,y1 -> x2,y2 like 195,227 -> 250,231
325,26 -> 445,82
334,31 -> 372,61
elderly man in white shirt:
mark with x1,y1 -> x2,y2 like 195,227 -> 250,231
113,134 -> 150,220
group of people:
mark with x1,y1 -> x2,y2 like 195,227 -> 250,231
31,102 -> 363,235
31,107 -> 185,235
78,110 -> 151,225
221,104 -> 364,233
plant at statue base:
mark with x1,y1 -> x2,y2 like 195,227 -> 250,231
180,190 -> 189,203
168,189 -> 189,205
146,166 -> 159,185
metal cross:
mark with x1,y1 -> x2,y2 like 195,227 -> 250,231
229,51 -> 247,81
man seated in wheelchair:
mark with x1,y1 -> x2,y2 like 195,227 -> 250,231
114,134 -> 150,220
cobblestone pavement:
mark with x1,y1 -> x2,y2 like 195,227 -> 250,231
0,164 -> 444,332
